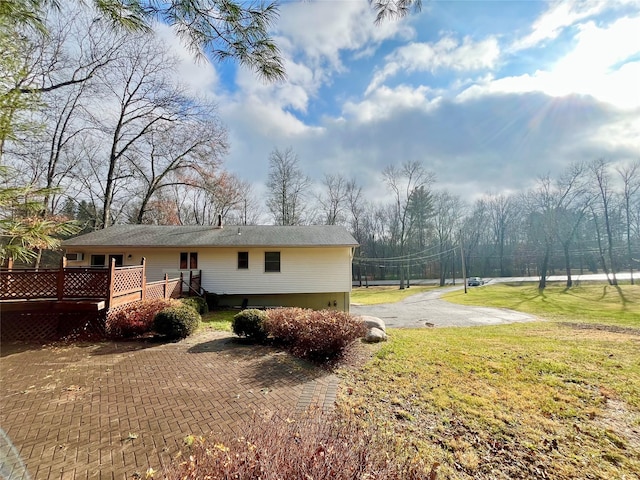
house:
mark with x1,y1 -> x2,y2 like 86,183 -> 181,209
62,224 -> 358,312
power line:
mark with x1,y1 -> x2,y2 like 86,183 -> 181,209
355,245 -> 460,264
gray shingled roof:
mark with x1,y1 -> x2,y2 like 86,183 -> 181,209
62,225 -> 359,248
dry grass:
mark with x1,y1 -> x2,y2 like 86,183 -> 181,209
338,324 -> 640,479
338,283 -> 640,479
174,284 -> 640,478
165,410 -> 436,479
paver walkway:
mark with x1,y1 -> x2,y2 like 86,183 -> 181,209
0,331 -> 338,479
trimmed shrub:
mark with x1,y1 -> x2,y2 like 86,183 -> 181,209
165,411 -> 434,479
232,308 -> 269,342
106,299 -> 179,339
181,296 -> 209,314
266,308 -> 367,361
153,305 -> 201,340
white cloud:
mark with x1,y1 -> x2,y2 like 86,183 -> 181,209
590,112 -> 640,153
215,0 -> 415,138
221,95 -> 321,139
277,1 -> 413,71
366,35 -> 500,94
459,15 -> 640,110
234,59 -> 316,113
185,0 -> 639,206
512,0 -> 610,51
343,85 -> 440,123
153,22 -> 219,94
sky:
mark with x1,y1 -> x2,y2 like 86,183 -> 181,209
157,0 -> 640,203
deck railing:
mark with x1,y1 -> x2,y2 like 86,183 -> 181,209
0,266 -> 109,300
0,258 -> 190,309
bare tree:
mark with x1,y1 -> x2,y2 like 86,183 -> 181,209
225,183 -> 263,226
486,193 -> 515,277
523,164 -> 593,289
617,161 -> 640,285
88,32 -> 198,228
266,147 -> 311,226
461,198 -> 488,276
346,179 -> 365,243
128,108 -> 229,224
589,159 -> 619,286
554,163 -> 592,287
432,191 -> 464,286
316,174 -> 350,225
382,161 -> 435,289
194,171 -> 254,226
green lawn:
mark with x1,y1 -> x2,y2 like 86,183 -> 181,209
200,310 -> 235,331
443,282 -> 640,327
338,282 -> 640,479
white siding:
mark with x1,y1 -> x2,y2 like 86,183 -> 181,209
197,247 -> 352,294
82,246 -> 353,294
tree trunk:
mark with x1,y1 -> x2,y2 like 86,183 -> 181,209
626,205 -> 634,285
563,243 -> 572,288
592,208 -> 612,284
603,203 -> 618,286
538,245 -> 550,290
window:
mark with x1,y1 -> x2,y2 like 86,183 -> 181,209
180,252 -> 198,269
238,252 -> 249,269
90,254 -> 105,267
109,254 -> 124,267
264,251 -> 280,272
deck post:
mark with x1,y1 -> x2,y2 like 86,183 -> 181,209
107,258 -> 116,309
57,257 -> 67,300
141,257 -> 147,301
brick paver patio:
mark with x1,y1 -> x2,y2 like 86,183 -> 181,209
0,331 -> 339,479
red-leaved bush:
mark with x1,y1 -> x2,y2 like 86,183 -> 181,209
266,308 -> 367,361
165,411 -> 435,479
106,299 -> 180,338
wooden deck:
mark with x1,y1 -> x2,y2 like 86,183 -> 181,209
0,258 -> 195,312
0,299 -> 106,312
0,258 -> 200,340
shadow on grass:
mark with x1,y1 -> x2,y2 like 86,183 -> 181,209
613,285 -> 629,307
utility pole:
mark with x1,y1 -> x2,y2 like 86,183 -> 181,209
452,249 -> 456,286
460,240 -> 467,294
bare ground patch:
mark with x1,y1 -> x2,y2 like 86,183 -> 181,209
560,322 -> 640,337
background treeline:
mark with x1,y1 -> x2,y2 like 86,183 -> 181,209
2,6 -> 638,288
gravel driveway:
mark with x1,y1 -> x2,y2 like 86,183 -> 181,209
351,285 -> 536,328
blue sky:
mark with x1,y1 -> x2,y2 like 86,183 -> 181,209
158,0 -> 640,202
